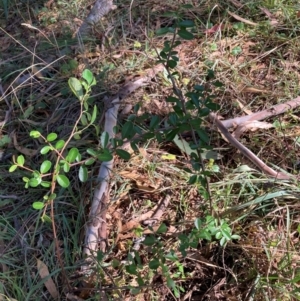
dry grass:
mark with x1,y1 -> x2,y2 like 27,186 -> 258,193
1,0 -> 300,300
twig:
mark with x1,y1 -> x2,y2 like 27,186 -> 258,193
221,97 -> 300,129
210,112 -> 293,180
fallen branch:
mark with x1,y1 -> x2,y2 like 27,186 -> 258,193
209,112 -> 292,180
221,97 -> 300,128
83,65 -> 164,260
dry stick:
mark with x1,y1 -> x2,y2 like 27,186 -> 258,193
210,112 -> 292,180
220,97 -> 300,129
83,65 -> 165,261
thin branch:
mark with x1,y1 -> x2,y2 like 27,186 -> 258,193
210,112 -> 293,180
221,97 -> 300,129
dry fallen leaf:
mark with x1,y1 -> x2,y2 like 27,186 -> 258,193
37,258 -> 59,300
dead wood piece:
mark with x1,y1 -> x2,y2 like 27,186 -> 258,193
143,194 -> 171,227
221,97 -> 300,129
83,65 -> 164,262
210,112 -> 292,180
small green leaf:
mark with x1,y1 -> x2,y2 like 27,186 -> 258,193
205,102 -> 221,110
194,218 -> 202,230
49,193 -> 56,200
82,69 -> 94,85
81,113 -> 88,126
167,276 -> 176,290
149,259 -> 160,270
17,155 -> 25,166
63,162 -> 70,173
156,27 -> 173,35
165,250 -> 178,261
87,148 -> 97,157
32,202 -> 44,210
79,165 -> 88,182
41,214 -> 52,223
111,258 -> 120,268
220,236 -> 226,246
9,165 -> 18,172
220,228 -> 232,240
126,264 -> 137,275
177,29 -> 194,40
91,105 -> 97,123
231,46 -> 242,56
66,148 -> 79,163
56,174 -> 70,188
55,140 -> 65,150
101,132 -> 110,148
97,150 -> 113,161
121,121 -> 135,139
156,223 -> 168,234
40,146 -> 51,154
215,231 -> 222,239
143,235 -> 157,246
177,20 -> 194,28
30,130 -> 41,138
85,158 -> 95,165
167,60 -> 177,68
0,135 -> 11,147
68,77 -> 84,100
41,181 -> 51,188
150,115 -> 160,129
73,133 -> 81,140
29,178 -> 40,187
40,160 -> 52,173
116,149 -> 131,160
46,133 -> 57,142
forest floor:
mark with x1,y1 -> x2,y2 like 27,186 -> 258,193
1,0 -> 300,300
